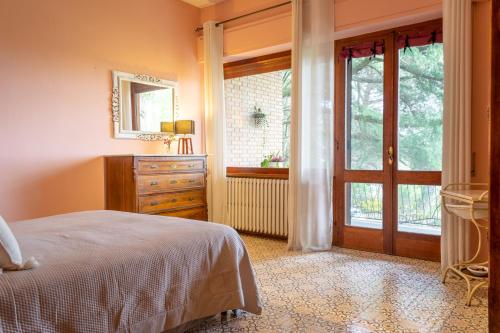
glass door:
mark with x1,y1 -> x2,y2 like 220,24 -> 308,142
392,25 -> 443,260
334,20 -> 443,261
334,33 -> 394,254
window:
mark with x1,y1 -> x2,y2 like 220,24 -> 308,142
224,51 -> 291,168
346,55 -> 385,171
398,43 -> 444,171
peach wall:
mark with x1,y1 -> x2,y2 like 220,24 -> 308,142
0,0 -> 202,221
1,0 -> 491,224
200,0 -> 443,28
334,0 -> 441,31
470,0 -> 491,262
471,0 -> 492,183
198,0 -> 442,59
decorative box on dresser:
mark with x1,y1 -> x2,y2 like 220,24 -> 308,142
105,155 -> 208,221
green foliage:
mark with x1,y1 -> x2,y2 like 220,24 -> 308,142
348,44 -> 444,171
349,57 -> 385,170
398,45 -> 443,171
260,158 -> 270,168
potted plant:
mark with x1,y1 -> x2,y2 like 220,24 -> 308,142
250,106 -> 267,127
261,152 -> 286,168
269,152 -> 286,168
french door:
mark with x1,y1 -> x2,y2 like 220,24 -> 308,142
333,20 -> 443,261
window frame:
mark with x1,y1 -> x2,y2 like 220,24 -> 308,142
224,51 -> 291,79
224,51 -> 292,178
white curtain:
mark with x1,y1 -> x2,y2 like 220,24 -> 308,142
288,0 -> 334,251
441,0 -> 472,269
203,21 -> 226,224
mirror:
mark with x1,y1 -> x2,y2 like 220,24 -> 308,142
112,71 -> 178,140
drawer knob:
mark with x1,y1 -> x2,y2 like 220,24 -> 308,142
188,164 -> 195,168
188,179 -> 195,183
170,198 -> 178,203
150,165 -> 159,169
188,197 -> 195,202
150,181 -> 159,186
170,180 -> 178,184
170,165 -> 177,169
151,201 -> 160,206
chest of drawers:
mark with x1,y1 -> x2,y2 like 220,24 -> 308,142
105,155 -> 208,221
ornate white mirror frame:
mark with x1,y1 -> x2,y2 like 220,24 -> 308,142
112,71 -> 179,141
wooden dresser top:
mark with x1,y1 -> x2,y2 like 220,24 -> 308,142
105,154 -> 207,157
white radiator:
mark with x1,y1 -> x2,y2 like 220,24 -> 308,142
226,178 -> 289,237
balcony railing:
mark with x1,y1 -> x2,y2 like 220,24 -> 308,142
349,183 -> 441,234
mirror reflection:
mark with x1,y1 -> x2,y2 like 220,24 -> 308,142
120,80 -> 174,133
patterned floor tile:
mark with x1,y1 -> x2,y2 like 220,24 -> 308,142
189,236 -> 487,333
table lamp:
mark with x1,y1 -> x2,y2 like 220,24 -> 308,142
175,120 -> 195,154
160,121 -> 174,133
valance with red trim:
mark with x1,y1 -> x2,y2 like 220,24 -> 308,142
339,40 -> 384,61
396,29 -> 443,51
339,28 -> 443,62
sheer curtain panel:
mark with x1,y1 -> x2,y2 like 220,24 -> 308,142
441,0 -> 473,269
288,0 -> 334,251
203,21 -> 226,224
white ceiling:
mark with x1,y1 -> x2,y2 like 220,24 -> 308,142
181,0 -> 225,8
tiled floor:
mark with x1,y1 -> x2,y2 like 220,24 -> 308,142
191,236 -> 488,333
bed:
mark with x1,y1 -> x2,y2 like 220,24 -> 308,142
0,210 -> 262,332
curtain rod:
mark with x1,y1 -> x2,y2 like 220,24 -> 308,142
194,1 -> 292,33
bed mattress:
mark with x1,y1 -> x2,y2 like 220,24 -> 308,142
0,210 -> 261,332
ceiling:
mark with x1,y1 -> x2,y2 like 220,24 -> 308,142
181,0 -> 225,8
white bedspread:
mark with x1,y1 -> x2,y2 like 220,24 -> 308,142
0,210 -> 261,332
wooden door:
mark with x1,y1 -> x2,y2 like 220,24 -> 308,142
334,31 -> 394,254
334,20 -> 443,261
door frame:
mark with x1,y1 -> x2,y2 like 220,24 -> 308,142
333,19 -> 443,261
489,0 -> 499,329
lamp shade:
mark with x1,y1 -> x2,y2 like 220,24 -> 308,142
174,120 -> 195,135
160,121 -> 174,133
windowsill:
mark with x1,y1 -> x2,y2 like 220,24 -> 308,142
226,166 -> 289,180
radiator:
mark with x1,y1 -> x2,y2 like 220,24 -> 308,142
226,178 -> 289,237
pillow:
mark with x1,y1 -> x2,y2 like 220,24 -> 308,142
0,216 -> 38,271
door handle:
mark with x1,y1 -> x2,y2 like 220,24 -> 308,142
387,146 -> 394,165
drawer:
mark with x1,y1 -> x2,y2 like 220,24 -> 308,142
157,206 -> 207,221
137,173 -> 205,194
139,189 -> 205,213
137,159 -> 204,174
